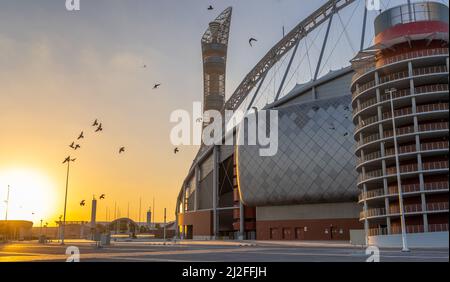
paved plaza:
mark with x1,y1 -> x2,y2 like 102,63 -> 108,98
0,240 -> 448,262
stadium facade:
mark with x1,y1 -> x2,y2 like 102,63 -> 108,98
175,1 -> 448,246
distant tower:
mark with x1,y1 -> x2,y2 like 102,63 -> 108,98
90,196 -> 97,228
146,208 -> 152,227
201,7 -> 232,127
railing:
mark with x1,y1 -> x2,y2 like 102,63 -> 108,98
355,84 -> 449,114
422,161 -> 449,171
359,161 -> 449,183
360,207 -> 386,219
353,65 -> 448,99
356,122 -> 449,148
359,181 -> 449,201
367,228 -> 389,236
390,202 -> 449,215
368,223 -> 449,236
381,48 -> 449,67
427,202 -> 449,212
417,103 -> 449,113
356,103 -> 448,131
429,224 -> 449,233
353,48 -> 449,81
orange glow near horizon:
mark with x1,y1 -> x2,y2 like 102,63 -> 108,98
0,168 -> 57,226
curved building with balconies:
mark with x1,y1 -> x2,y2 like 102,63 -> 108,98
351,2 -> 449,247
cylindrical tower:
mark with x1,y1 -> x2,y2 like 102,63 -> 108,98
201,8 -> 232,126
351,2 -> 449,244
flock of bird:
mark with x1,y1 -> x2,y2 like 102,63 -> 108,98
311,105 -> 352,137
62,5 -> 260,210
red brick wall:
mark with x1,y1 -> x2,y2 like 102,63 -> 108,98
178,210 -> 213,237
256,218 -> 363,241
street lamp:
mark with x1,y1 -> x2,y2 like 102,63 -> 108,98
61,156 -> 76,245
4,185 -> 10,221
386,88 -> 409,252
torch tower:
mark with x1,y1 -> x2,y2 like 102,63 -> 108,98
201,7 -> 232,127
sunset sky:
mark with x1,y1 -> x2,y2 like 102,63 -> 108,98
0,0 -> 445,226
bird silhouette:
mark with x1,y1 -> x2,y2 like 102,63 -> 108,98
74,144 -> 81,150
119,147 -> 125,154
312,106 -> 320,112
174,147 -> 180,154
208,5 -> 214,10
62,156 -> 71,164
100,194 -> 106,200
343,133 -> 349,137
153,83 -> 161,89
95,123 -> 103,132
92,119 -> 99,127
249,38 -> 258,47
78,131 -> 84,140
80,200 -> 86,207
69,142 -> 75,149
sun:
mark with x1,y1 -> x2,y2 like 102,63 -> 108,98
0,168 -> 57,225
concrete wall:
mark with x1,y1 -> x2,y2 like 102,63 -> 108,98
178,210 -> 213,237
256,202 -> 361,221
369,232 -> 449,248
255,203 -> 362,241
256,218 -> 362,241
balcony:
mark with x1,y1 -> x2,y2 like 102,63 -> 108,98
358,161 -> 449,184
355,122 -> 449,149
389,202 -> 449,215
354,84 -> 449,114
361,202 -> 449,220
367,223 -> 449,236
352,48 -> 449,82
355,103 -> 448,132
353,65 -> 448,100
358,181 -> 450,202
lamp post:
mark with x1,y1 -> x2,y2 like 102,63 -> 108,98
4,185 -> 10,221
40,219 -> 43,237
163,208 -> 167,244
386,88 -> 409,252
61,156 -> 76,245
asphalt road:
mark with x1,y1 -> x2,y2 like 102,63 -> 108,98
0,240 -> 448,262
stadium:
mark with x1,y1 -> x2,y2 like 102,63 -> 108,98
175,0 -> 449,248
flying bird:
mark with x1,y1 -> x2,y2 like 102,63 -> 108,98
74,144 -> 81,150
92,119 -> 99,127
249,38 -> 258,47
174,147 -> 180,154
69,142 -> 75,149
153,83 -> 161,89
80,200 -> 86,207
119,147 -> 125,154
62,156 -> 72,164
100,194 -> 106,200
343,133 -> 349,137
78,131 -> 84,140
207,5 -> 214,10
95,123 -> 103,132
312,106 -> 320,112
